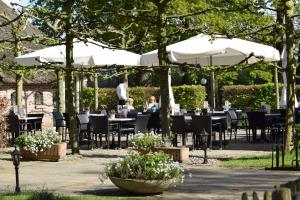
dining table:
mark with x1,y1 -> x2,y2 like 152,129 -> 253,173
88,114 -> 136,148
184,115 -> 227,149
18,116 -> 43,131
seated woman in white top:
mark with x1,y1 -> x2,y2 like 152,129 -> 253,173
145,96 -> 159,112
126,98 -> 135,111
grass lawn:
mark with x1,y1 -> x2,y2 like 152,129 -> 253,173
0,192 -> 141,200
220,151 -> 299,169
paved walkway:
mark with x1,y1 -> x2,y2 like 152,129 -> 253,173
0,145 -> 299,200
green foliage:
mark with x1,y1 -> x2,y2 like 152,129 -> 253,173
105,152 -> 184,180
223,84 -> 282,109
220,154 -> 272,169
16,129 -> 61,154
81,85 -> 205,111
131,133 -> 163,151
173,85 -> 206,110
0,96 -> 8,148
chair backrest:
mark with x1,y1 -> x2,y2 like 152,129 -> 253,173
77,114 -> 89,124
127,110 -> 138,118
171,115 -> 186,135
53,112 -> 64,120
63,113 -> 69,128
135,114 -> 151,134
227,109 -> 238,121
246,112 -> 266,129
27,113 -> 44,119
8,113 -> 19,134
145,112 -> 160,130
89,115 -> 108,134
191,115 -> 212,135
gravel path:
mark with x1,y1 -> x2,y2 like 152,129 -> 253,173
0,132 -> 293,200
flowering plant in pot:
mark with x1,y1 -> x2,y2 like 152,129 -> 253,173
104,152 -> 184,194
131,133 -> 163,154
15,129 -> 66,161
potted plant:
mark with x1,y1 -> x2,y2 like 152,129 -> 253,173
109,109 -> 116,119
15,129 -> 66,161
131,133 -> 189,163
104,152 -> 184,194
195,108 -> 201,115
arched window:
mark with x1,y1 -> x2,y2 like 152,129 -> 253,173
11,92 -> 16,106
34,92 -> 43,105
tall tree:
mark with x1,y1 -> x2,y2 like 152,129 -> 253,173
29,0 -> 95,154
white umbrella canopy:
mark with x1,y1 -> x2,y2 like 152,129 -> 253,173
140,34 -> 280,66
141,34 -> 280,109
15,39 -> 141,66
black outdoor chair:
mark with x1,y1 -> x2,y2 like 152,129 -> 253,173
27,113 -> 44,131
77,114 -> 92,149
246,111 -> 267,142
171,115 -> 188,147
89,115 -> 112,149
52,112 -> 67,131
145,112 -> 160,134
227,109 -> 247,141
127,110 -> 138,118
134,114 -> 151,134
120,114 -> 151,147
8,113 -> 32,143
191,115 -> 222,149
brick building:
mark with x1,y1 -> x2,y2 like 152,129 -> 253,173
0,1 -> 56,128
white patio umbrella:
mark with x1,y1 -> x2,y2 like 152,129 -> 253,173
15,39 -> 140,66
279,35 -> 298,108
141,34 -> 280,109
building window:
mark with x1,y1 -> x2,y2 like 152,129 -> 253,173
11,92 -> 16,106
34,92 -> 43,105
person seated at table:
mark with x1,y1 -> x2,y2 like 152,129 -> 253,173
126,98 -> 135,111
144,96 -> 159,112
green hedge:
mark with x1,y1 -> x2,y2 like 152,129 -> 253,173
222,83 -> 300,109
81,85 -> 206,110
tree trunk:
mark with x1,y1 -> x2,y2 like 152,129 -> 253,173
283,0 -> 296,153
64,0 -> 79,154
274,65 -> 280,109
156,1 -> 170,137
158,68 -> 170,138
16,72 -> 23,109
93,73 -> 98,111
57,70 -> 66,112
210,71 -> 216,109
75,73 -> 80,113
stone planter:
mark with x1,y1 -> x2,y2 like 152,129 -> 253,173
109,177 -> 180,194
20,143 -> 67,162
152,147 -> 189,163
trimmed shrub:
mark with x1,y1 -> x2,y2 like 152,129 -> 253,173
0,97 -> 8,148
81,85 -> 206,111
223,84 -> 283,109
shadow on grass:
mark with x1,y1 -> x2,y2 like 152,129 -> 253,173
77,188 -> 160,198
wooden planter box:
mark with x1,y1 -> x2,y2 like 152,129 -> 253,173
20,143 -> 67,162
152,147 -> 189,163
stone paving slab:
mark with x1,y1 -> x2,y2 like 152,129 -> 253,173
1,147 -> 300,200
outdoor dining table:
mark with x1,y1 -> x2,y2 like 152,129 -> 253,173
88,114 -> 136,148
19,116 -> 43,131
184,115 -> 227,148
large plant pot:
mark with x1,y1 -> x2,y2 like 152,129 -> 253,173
20,143 -> 67,162
152,147 -> 189,163
109,177 -> 180,194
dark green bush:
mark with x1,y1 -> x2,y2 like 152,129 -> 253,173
81,85 -> 206,111
223,83 -> 283,109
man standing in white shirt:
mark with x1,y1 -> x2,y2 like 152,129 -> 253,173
116,81 -> 128,105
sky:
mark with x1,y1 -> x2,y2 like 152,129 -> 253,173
2,0 -> 28,7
